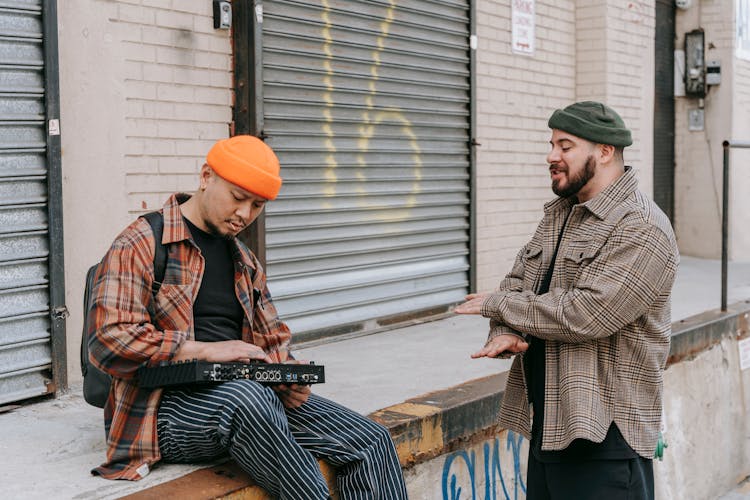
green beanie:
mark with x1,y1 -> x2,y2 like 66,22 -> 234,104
548,101 -> 632,147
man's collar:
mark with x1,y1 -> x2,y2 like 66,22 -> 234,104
580,166 -> 637,219
161,193 -> 191,244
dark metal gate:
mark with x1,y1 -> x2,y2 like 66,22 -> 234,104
654,0 -> 676,221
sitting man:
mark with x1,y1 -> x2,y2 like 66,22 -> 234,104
88,135 -> 408,500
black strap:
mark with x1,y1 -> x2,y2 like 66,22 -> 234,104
141,211 -> 167,295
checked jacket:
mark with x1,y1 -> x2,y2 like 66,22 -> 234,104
87,193 -> 292,480
481,167 -> 679,458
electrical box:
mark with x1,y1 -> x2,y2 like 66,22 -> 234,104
688,108 -> 704,131
213,0 -> 231,30
706,60 -> 721,86
684,29 -> 705,97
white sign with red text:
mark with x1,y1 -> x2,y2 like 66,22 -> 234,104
512,0 -> 535,55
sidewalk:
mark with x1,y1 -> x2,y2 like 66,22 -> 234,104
0,256 -> 748,499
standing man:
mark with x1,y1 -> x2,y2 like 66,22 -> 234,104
89,135 -> 408,500
455,101 -> 679,499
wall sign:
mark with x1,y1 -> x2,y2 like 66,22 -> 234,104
512,0 -> 535,55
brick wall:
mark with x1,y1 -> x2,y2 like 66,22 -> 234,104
474,0 -> 576,291
474,0 -> 655,291
573,1 -> 655,193
59,1 -> 233,381
115,1 -> 233,213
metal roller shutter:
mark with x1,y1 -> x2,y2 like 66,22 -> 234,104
262,0 -> 470,335
0,0 -> 57,405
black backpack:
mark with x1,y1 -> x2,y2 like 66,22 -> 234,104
80,211 -> 167,408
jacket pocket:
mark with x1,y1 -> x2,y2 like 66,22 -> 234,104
562,240 -> 602,284
521,243 -> 544,290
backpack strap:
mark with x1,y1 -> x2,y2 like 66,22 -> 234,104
141,211 -> 167,295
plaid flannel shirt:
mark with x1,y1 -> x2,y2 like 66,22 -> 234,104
481,167 -> 679,458
88,193 -> 292,480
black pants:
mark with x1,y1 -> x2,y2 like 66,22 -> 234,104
526,451 -> 654,500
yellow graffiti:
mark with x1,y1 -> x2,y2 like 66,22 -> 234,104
320,0 -> 422,219
321,1 -> 337,207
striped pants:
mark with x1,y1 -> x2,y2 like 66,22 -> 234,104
157,380 -> 408,500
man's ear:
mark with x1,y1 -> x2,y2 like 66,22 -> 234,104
199,164 -> 212,190
598,143 -> 615,163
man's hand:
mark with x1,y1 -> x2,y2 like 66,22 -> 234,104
454,292 -> 492,315
271,359 -> 312,409
273,384 -> 311,409
471,334 -> 529,359
174,340 -> 272,364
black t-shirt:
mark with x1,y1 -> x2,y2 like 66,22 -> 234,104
184,217 -> 244,342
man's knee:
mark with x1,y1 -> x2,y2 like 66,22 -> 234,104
361,418 -> 397,453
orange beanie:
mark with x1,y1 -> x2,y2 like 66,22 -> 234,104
206,135 -> 282,200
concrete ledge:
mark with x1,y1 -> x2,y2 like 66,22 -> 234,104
669,302 -> 750,365
370,372 -> 508,468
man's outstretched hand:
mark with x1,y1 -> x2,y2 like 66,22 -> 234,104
454,293 -> 529,359
453,292 -> 491,315
471,334 -> 529,359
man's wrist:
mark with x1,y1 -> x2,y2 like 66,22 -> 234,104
173,340 -> 204,361
480,293 -> 504,320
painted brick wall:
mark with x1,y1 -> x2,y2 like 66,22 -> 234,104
116,1 -> 233,214
59,1 -> 233,381
474,0 -> 576,291
607,0 -> 654,197
474,0 -> 655,291
574,1 -> 655,195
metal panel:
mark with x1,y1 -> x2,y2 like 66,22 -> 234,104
262,0 -> 470,335
654,0 -> 675,221
0,0 -> 54,404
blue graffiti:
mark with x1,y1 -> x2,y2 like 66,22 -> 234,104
442,450 -> 477,500
506,431 -> 526,498
441,432 -> 526,500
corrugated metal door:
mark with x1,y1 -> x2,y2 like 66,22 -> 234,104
654,0 -> 675,221
0,1 -> 58,405
262,0 -> 470,335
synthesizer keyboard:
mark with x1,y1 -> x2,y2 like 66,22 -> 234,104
137,360 -> 325,389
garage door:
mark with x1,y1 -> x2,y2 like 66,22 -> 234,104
262,0 -> 471,336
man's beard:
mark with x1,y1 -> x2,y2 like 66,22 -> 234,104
551,155 -> 596,198
205,219 -> 239,240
